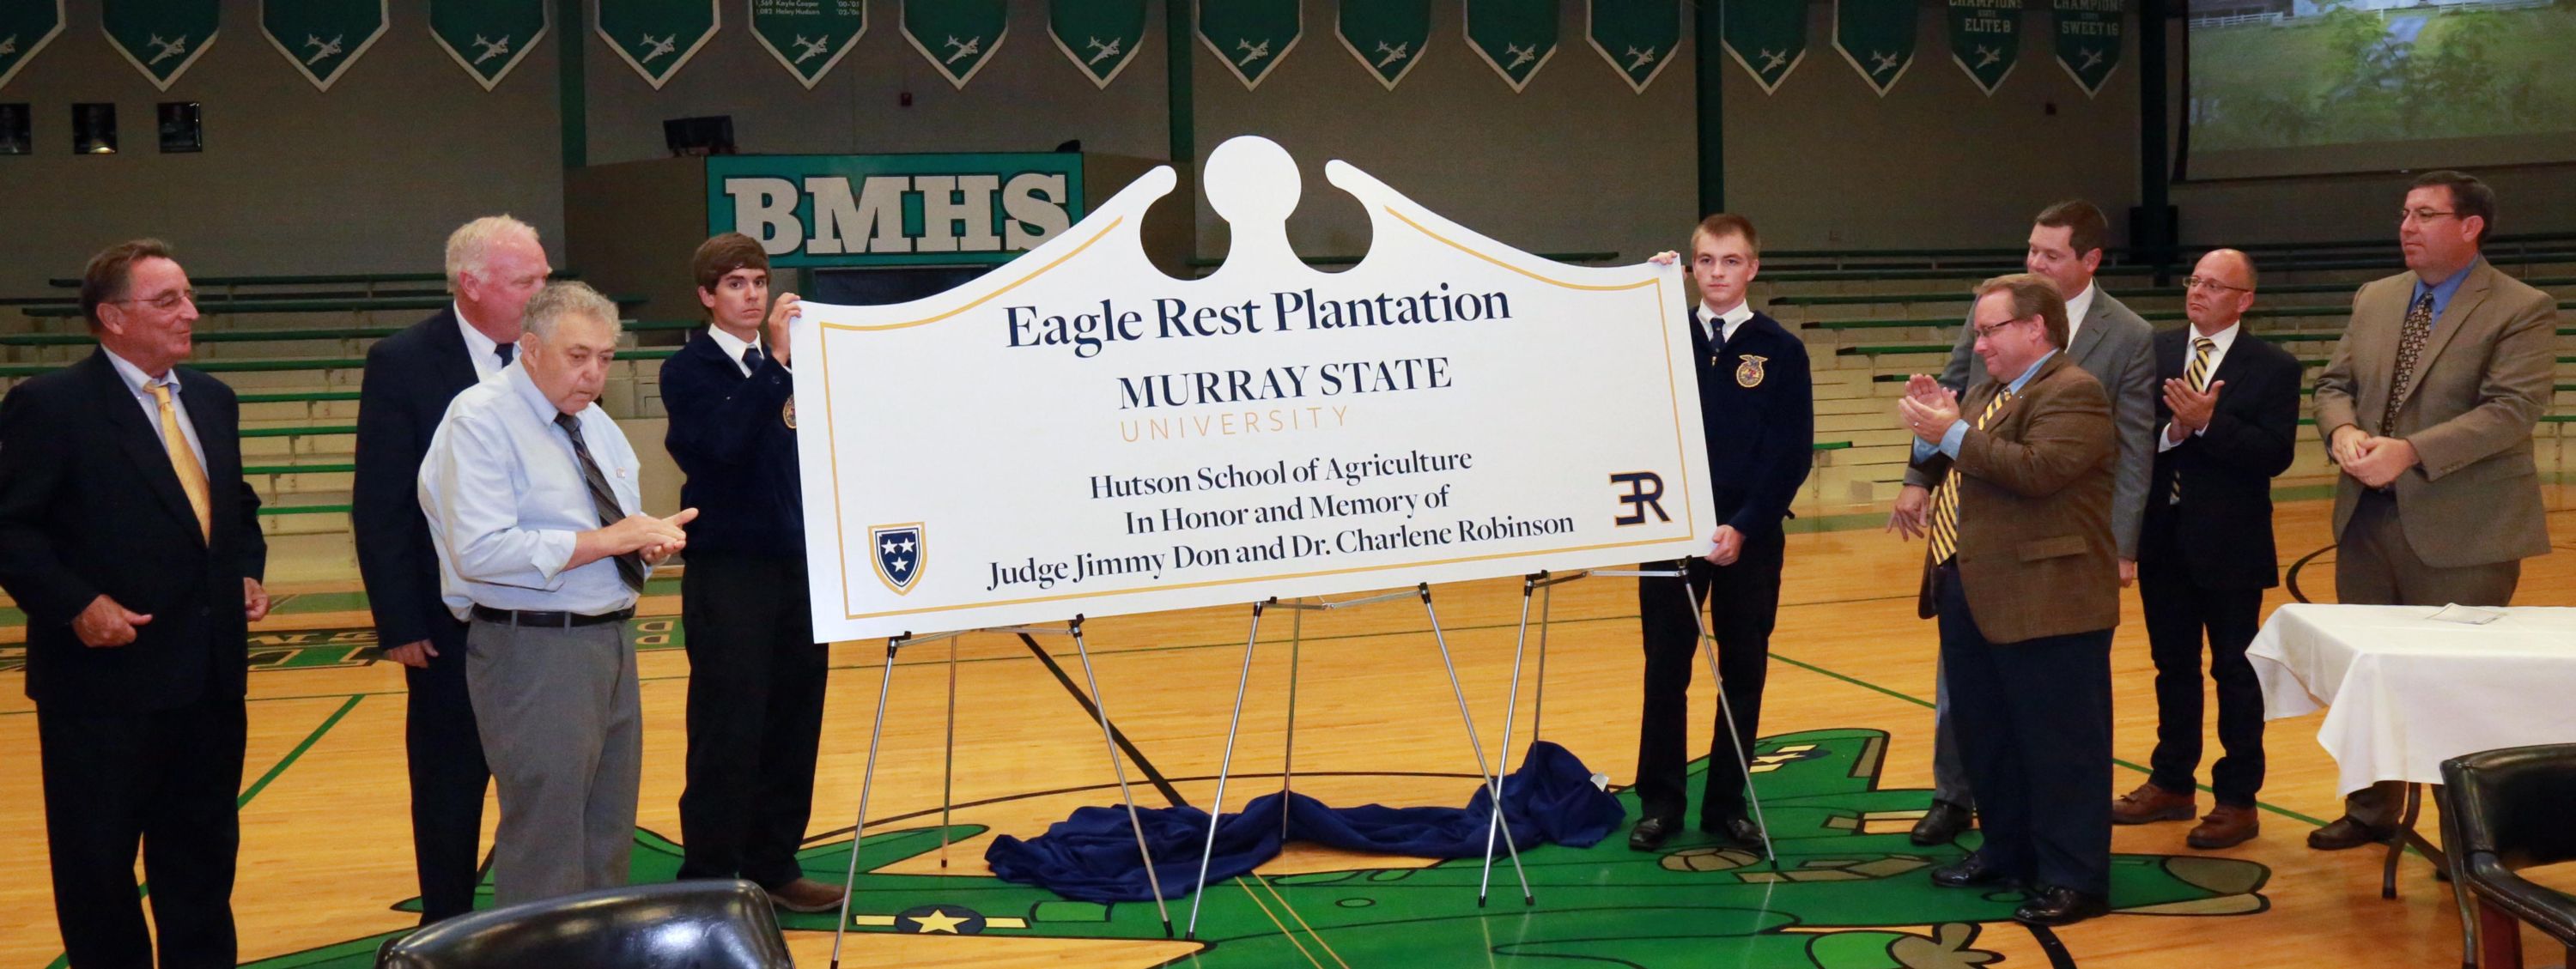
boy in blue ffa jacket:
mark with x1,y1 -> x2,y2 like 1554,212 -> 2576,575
1630,215 -> 1814,852
660,233 -> 844,912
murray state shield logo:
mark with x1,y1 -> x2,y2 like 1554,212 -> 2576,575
869,524 -> 926,594
1735,354 -> 1768,388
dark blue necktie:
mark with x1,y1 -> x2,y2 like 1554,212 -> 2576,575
495,342 -> 514,367
742,344 -> 764,372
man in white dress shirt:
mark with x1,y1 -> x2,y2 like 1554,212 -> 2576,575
418,281 -> 696,905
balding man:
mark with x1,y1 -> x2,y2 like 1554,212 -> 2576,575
419,282 -> 696,905
2110,250 -> 2300,850
354,215 -> 551,923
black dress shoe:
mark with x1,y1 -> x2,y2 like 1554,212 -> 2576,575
1629,816 -> 1679,851
2306,815 -> 2396,851
1929,852 -> 2017,889
2013,886 -> 2110,926
1703,815 -> 1765,848
1911,800 -> 1971,846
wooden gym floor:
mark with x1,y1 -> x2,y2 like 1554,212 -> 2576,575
2,496 -> 2571,967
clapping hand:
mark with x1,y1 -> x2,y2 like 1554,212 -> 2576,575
2163,379 -> 2222,441
1895,375 -> 1961,445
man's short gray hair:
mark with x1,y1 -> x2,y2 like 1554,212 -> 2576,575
520,281 -> 622,342
444,215 -> 540,294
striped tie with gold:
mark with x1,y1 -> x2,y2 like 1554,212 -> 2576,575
1926,389 -> 2013,566
2171,336 -> 2215,504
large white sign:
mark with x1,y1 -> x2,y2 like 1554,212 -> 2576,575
793,136 -> 1710,641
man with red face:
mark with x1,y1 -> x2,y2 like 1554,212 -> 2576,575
0,239 -> 270,966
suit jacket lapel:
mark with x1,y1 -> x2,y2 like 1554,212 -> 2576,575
2393,263 -> 2490,415
179,369 -> 241,535
2067,298 -> 2111,367
88,352 -> 206,542
425,307 -> 484,395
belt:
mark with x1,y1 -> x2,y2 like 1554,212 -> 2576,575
471,605 -> 635,628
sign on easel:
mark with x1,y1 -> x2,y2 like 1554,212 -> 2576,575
792,136 -> 1710,641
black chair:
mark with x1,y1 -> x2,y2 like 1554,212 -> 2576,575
375,879 -> 796,968
2441,745 -> 2576,969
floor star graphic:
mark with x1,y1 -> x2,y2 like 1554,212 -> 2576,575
906,907 -> 969,934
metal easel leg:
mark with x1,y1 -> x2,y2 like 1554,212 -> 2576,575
1477,575 -> 1545,905
1186,600 -> 1267,938
1683,561 -> 1777,862
1281,600 -> 1304,841
939,635 -> 958,869
1417,584 -> 1534,906
1066,616 -> 1176,936
829,638 -> 904,969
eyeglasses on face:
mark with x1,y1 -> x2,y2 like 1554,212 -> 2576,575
111,288 -> 196,312
2184,276 -> 2251,294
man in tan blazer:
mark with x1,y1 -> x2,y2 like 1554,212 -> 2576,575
2308,169 -> 2558,850
1894,273 -> 2119,926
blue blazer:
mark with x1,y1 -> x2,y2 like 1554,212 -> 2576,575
1688,309 -> 1814,539
661,329 -> 805,558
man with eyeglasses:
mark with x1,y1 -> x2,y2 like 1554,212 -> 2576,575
1897,273 -> 2118,925
2109,250 -> 2300,850
2307,169 -> 2558,851
1886,200 -> 2154,848
0,239 -> 270,966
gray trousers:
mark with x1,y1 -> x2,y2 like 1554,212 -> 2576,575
2335,490 -> 2519,826
466,618 -> 641,906
1929,658 -> 1975,810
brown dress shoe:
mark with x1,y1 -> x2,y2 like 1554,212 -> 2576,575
2306,815 -> 2395,851
2187,804 -> 2259,849
766,877 -> 848,913
2110,781 -> 2196,825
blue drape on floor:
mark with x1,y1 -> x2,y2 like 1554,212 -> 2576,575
984,741 -> 1624,902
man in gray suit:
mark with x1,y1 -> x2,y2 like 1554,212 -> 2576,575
1887,199 -> 2156,845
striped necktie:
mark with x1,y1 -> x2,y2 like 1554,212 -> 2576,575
553,411 -> 646,592
2171,336 -> 2215,504
1926,389 -> 2013,566
2380,291 -> 2434,436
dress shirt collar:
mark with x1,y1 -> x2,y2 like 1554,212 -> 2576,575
505,359 -> 577,426
2409,257 -> 2477,323
2062,281 -> 2098,346
102,346 -> 179,392
2005,348 -> 2058,395
454,302 -> 507,377
705,324 -> 765,377
1698,300 -> 1754,344
2189,320 -> 2241,358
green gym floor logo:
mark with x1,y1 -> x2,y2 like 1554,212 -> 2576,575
244,729 -> 2268,968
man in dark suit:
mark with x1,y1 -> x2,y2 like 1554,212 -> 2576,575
0,239 -> 269,967
2111,249 -> 2299,850
1897,273 -> 2118,926
1630,214 -> 1814,852
352,215 -> 551,924
1890,199 -> 2155,847
660,233 -> 843,911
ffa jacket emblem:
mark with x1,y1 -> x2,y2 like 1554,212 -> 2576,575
783,396 -> 798,429
1735,354 -> 1768,389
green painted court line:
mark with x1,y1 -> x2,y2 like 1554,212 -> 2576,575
239,694 -> 364,809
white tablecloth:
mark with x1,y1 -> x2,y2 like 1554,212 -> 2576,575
2247,603 -> 2576,798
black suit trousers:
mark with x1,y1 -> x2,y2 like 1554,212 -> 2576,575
2137,529 -> 2266,806
38,693 -> 245,969
401,612 -> 488,923
1936,565 -> 2112,897
1632,536 -> 1781,825
677,554 -> 830,888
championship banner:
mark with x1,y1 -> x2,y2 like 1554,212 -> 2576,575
902,0 -> 1006,88
789,136 -> 1710,640
1197,0 -> 1299,90
262,0 -> 387,91
596,0 -> 718,89
1464,0 -> 1556,93
2051,0 -> 2120,97
0,0 -> 66,89
1338,0 -> 1428,90
1720,0 -> 1805,95
103,0 -> 220,91
1832,0 -> 1915,95
432,0 -> 548,90
1585,0 -> 1680,94
750,0 -> 866,89
1049,0 -> 1146,88
1947,0 -> 2017,95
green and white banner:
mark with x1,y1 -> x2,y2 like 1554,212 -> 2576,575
104,0 -> 220,91
1946,0 -> 2017,95
1049,0 -> 1146,88
708,153 -> 1086,268
262,0 -> 386,91
432,0 -> 549,90
1832,0 -> 1914,95
751,0 -> 866,89
1337,0 -> 1428,89
0,0 -> 67,89
1464,0 -> 1555,93
902,0 -> 1006,88
1197,0 -> 1299,90
597,0 -> 718,89
1720,0 -> 1805,95
1585,0 -> 1679,94
2051,0 -> 2119,97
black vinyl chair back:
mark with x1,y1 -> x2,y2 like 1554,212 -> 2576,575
2444,744 -> 2576,871
375,880 -> 795,969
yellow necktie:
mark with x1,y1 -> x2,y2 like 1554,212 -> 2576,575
147,382 -> 212,542
2172,337 -> 2215,504
1927,389 -> 2013,566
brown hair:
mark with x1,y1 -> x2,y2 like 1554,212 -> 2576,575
1975,273 -> 2070,349
2409,170 -> 2494,246
691,233 -> 771,301
2033,199 -> 2110,260
80,239 -> 178,331
1689,213 -> 1761,257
